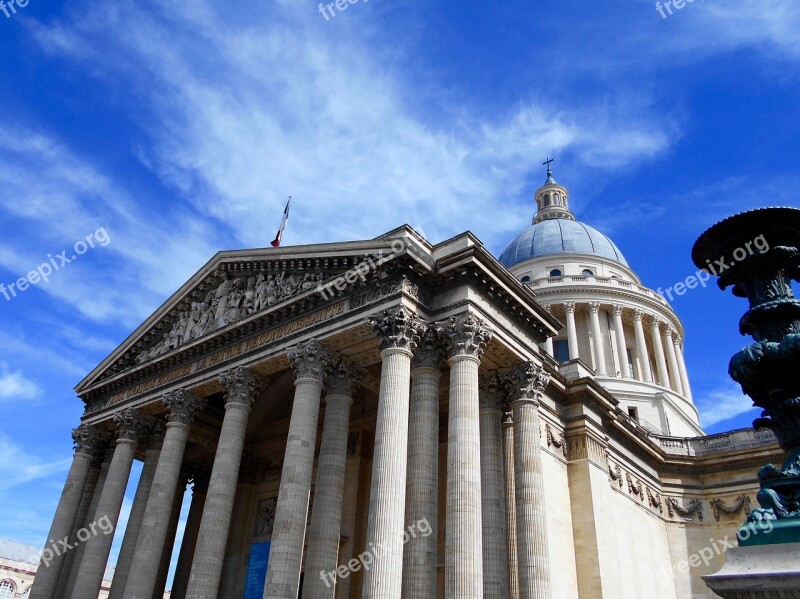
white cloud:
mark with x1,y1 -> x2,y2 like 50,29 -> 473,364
696,381 -> 758,428
0,434 -> 71,488
0,363 -> 41,402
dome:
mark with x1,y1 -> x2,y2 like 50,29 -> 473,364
499,218 -> 629,268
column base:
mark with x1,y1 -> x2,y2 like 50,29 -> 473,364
702,543 -> 800,598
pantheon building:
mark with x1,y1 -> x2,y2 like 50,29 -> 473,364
30,170 -> 782,599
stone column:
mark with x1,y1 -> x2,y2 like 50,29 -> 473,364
674,340 -> 692,400
587,302 -> 607,375
479,374 -> 510,599
511,362 -> 552,599
170,470 -> 209,599
663,328 -> 685,395
362,307 -> 421,599
503,409 -> 520,599
108,423 -> 164,599
60,453 -> 111,599
186,367 -> 262,599
152,476 -> 188,599
402,327 -> 442,599
439,313 -> 492,599
124,390 -> 204,599
563,302 -> 579,361
304,358 -> 361,598
610,305 -> 629,378
632,309 -> 653,383
30,425 -> 105,599
649,316 -> 670,387
54,458 -> 102,599
70,409 -> 148,599
265,340 -> 328,599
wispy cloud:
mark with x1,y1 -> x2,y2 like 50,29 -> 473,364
0,363 -> 41,402
696,380 -> 758,428
0,434 -> 71,488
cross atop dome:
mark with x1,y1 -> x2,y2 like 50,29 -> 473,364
542,156 -> 556,184
533,157 -> 573,224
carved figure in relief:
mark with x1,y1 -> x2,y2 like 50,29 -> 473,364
213,273 -> 234,322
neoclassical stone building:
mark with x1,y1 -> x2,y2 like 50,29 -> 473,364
31,171 -> 784,599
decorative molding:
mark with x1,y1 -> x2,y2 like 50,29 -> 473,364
710,495 -> 752,521
287,339 -> 329,382
647,487 -> 663,513
509,361 -> 551,405
437,312 -> 493,360
253,497 -> 278,537
545,423 -> 567,457
412,325 -> 445,370
370,307 -> 423,353
627,472 -> 644,500
112,409 -> 149,443
666,497 -> 704,521
220,366 -> 264,405
608,461 -> 624,487
162,389 -> 205,425
72,424 -> 108,457
479,373 -> 505,412
325,357 -> 363,397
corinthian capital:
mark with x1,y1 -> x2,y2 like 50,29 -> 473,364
163,389 -> 205,426
220,366 -> 264,406
587,302 -> 601,315
369,307 -> 422,353
72,424 -> 108,457
437,313 -> 493,360
509,361 -> 551,404
412,325 -> 445,370
564,301 -> 577,315
479,373 -> 505,412
288,339 -> 329,382
325,357 -> 363,397
113,409 -> 149,443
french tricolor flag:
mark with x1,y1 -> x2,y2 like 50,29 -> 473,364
270,197 -> 291,248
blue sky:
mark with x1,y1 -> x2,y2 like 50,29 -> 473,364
0,0 -> 798,583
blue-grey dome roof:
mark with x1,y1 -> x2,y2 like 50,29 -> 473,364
499,218 -> 629,268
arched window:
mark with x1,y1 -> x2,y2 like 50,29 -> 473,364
520,275 -> 531,283
581,268 -> 594,276
543,194 -> 551,207
549,269 -> 562,277
0,581 -> 15,599
552,194 -> 560,206
21,588 -> 31,598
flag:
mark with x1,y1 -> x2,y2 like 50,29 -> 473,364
271,197 -> 291,247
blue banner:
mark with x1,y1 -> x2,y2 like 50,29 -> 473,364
243,541 -> 271,599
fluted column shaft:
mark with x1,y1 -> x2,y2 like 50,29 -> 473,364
564,302 -> 579,360
108,441 -> 161,599
480,378 -> 509,599
587,303 -> 607,375
675,341 -> 692,400
362,348 -> 414,599
503,415 -> 520,599
152,479 -> 187,599
649,318 -> 670,387
439,313 -> 491,599
31,425 -> 104,599
402,352 -> 441,599
611,305 -> 629,378
126,391 -> 202,599
187,368 -> 260,599
303,358 -> 359,598
632,310 -> 653,383
512,363 -> 552,599
265,340 -> 327,599
70,410 -> 146,599
54,461 -> 101,599
61,457 -> 111,599
171,476 -> 208,599
663,329 -> 684,394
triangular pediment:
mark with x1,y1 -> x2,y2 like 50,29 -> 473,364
76,227 -> 431,395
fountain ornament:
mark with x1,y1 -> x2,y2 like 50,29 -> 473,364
692,207 -> 800,545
